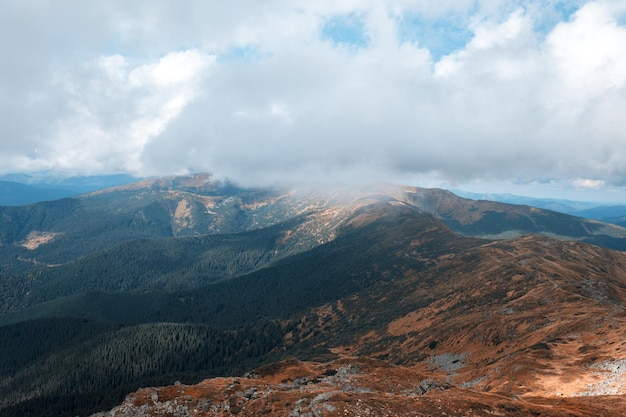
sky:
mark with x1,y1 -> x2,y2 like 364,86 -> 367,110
1,0 -> 626,202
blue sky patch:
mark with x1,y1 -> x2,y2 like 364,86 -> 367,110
397,14 -> 473,61
615,8 -> 626,27
321,13 -> 370,49
554,1 -> 580,21
534,1 -> 584,36
218,45 -> 270,63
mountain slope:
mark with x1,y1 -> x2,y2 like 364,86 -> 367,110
0,203 -> 478,324
87,231 -> 626,417
2,200 -> 626,416
1,174 -> 624,277
0,213 -> 331,315
0,204 -> 480,415
2,174 -> 626,416
396,185 -> 626,248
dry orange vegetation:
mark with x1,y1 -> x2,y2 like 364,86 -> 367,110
95,233 -> 626,416
95,357 -> 626,416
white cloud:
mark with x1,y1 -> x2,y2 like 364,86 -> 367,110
574,178 -> 606,189
0,0 -> 625,200
435,9 -> 538,79
128,50 -> 211,87
547,1 -> 626,110
23,50 -> 214,174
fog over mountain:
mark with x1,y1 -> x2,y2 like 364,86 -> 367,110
1,1 -> 626,202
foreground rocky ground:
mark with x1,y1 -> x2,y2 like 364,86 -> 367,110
92,357 -> 626,417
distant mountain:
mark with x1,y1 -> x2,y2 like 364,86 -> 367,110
453,190 -> 601,212
576,205 -> 626,228
0,180 -> 77,206
0,173 -> 139,193
455,190 -> 626,227
0,174 -> 139,206
2,174 -> 626,417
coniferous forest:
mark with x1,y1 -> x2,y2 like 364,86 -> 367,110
0,202 -> 459,416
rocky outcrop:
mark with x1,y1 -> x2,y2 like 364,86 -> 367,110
92,357 -> 626,417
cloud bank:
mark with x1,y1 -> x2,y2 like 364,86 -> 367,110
1,0 -> 625,197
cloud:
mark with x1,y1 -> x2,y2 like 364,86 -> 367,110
5,49 -> 213,174
574,178 -> 606,189
1,0 -> 625,197
547,1 -> 626,110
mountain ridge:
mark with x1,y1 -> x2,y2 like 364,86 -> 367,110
2,174 -> 626,416
1,174 -> 624,276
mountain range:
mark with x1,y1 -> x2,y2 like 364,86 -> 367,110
0,174 -> 139,206
4,173 -> 626,227
456,190 -> 626,228
1,173 -> 626,416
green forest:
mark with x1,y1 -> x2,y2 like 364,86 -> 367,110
0,205 -> 466,416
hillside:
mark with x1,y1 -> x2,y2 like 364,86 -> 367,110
1,174 -> 626,416
1,174 -> 624,276
89,230 -> 626,416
